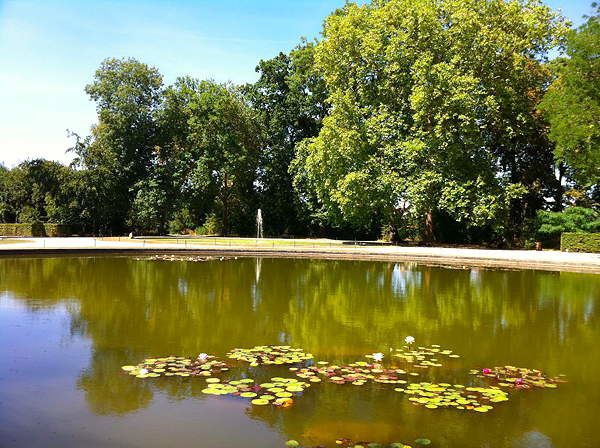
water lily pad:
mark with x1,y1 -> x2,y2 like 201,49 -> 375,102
474,366 -> 566,390
240,392 -> 258,398
227,345 -> 313,366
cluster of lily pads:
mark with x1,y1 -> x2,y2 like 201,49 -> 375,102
293,362 -> 413,386
285,438 -> 431,447
227,345 -> 313,366
392,344 -> 460,369
121,355 -> 229,378
395,382 -> 508,412
201,376 -> 311,407
471,365 -> 566,389
121,343 -> 565,447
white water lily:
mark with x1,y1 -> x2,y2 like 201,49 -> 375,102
372,352 -> 384,362
197,353 -> 209,361
405,336 -> 415,345
139,368 -> 148,375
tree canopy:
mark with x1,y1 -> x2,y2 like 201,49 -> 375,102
292,0 -> 567,242
539,4 -> 600,188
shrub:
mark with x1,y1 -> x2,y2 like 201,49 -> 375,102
561,233 -> 600,253
168,208 -> 194,234
195,213 -> 221,236
0,223 -> 72,237
535,207 -> 600,247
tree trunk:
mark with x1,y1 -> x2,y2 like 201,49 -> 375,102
424,210 -> 434,243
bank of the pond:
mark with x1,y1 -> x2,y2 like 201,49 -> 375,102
1,236 -> 599,273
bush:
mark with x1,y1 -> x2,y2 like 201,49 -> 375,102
195,213 -> 221,236
536,207 -> 600,248
0,223 -> 72,237
168,208 -> 194,234
561,233 -> 600,253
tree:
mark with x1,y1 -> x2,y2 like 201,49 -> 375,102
156,78 -> 261,235
0,159 -> 72,223
292,0 -> 567,243
243,41 -> 329,235
540,3 -> 600,189
0,165 -> 10,222
74,58 -> 164,233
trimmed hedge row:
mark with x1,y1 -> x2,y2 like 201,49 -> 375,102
561,232 -> 600,253
0,223 -> 72,237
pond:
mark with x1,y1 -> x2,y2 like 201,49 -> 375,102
0,256 -> 599,448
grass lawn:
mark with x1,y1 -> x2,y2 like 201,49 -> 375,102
100,236 -> 356,247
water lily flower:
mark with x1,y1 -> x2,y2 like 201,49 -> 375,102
482,368 -> 492,374
197,353 -> 209,361
139,368 -> 148,375
515,378 -> 524,386
372,352 -> 384,362
405,336 -> 415,345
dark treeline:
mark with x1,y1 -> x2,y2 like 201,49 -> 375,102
0,0 -> 598,245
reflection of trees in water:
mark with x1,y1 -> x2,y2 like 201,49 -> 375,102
77,349 -> 154,415
1,257 -> 599,445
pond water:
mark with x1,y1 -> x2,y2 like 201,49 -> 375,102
0,256 -> 599,448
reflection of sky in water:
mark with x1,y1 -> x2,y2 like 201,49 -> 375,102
391,264 -> 422,296
278,331 -> 290,344
206,290 -> 216,304
178,278 -> 188,295
512,431 -> 554,448
251,284 -> 262,311
584,298 -> 594,322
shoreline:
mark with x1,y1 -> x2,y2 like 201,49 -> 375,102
1,237 -> 599,273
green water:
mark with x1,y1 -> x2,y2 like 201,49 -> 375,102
0,256 -> 599,448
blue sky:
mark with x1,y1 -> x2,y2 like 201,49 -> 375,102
0,0 -> 593,167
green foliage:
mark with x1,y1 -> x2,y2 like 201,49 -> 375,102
539,4 -> 600,187
158,78 -> 261,235
0,159 -> 81,225
561,232 -> 600,253
292,0 -> 567,243
76,57 -> 164,233
243,41 -> 329,235
168,208 -> 195,234
196,213 -> 221,236
537,207 -> 600,242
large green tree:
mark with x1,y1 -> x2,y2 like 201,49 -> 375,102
244,41 -> 329,235
292,0 -> 567,243
539,3 -> 600,189
0,159 -> 78,224
153,78 -> 261,235
74,58 -> 164,233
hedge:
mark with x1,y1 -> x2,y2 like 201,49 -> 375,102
560,232 -> 600,253
0,223 -> 72,237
